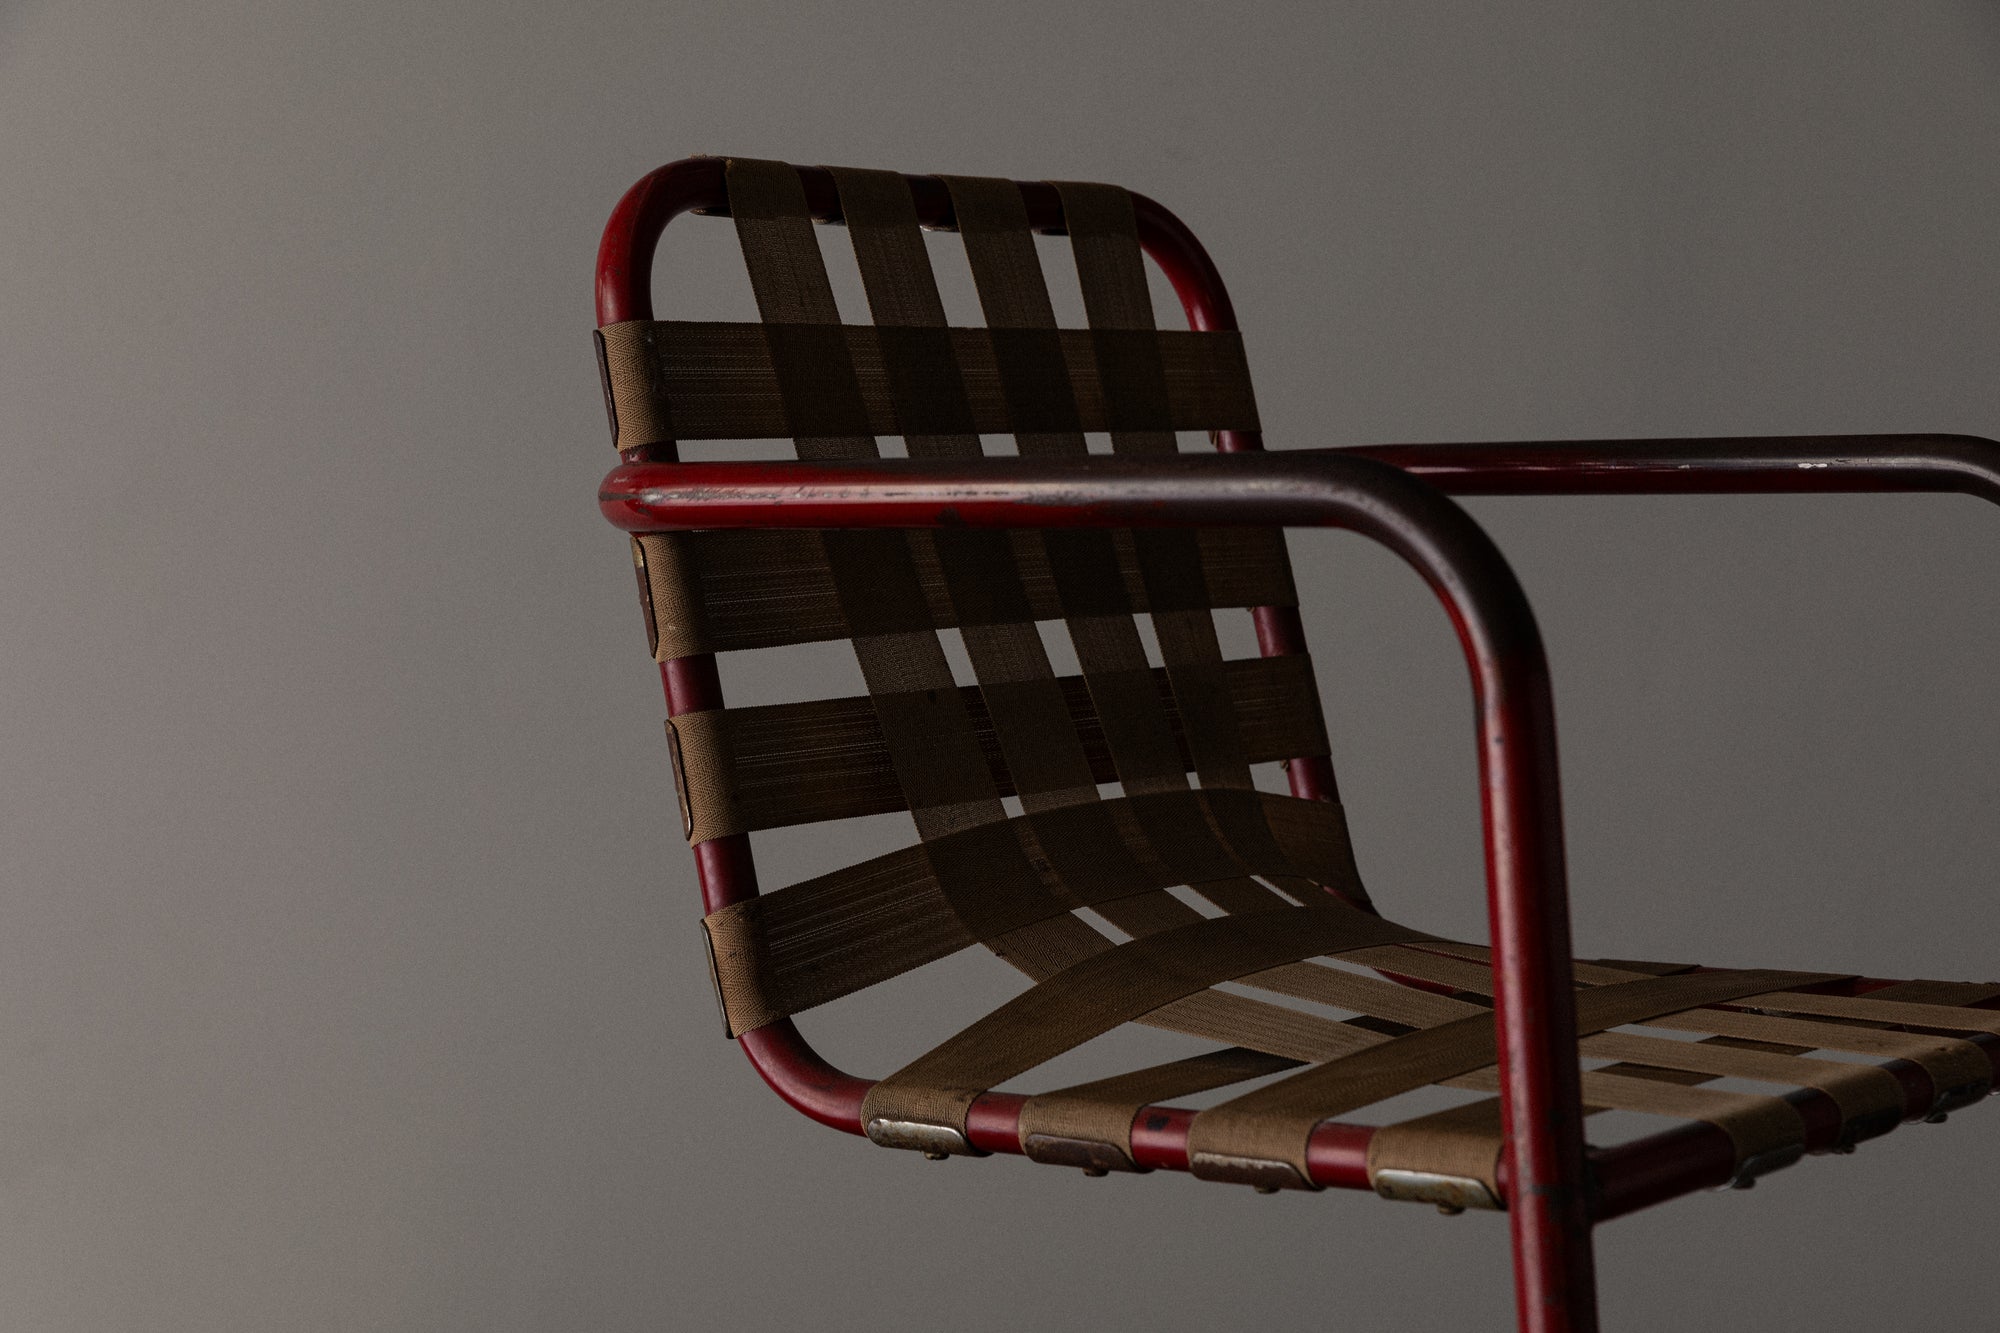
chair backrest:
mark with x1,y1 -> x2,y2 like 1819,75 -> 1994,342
594,158 -> 1368,1038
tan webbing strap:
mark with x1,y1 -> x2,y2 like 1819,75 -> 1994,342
1467,1066 -> 1807,1162
1364,1100 -> 1511,1206
595,319 -> 1260,443
1184,968 -> 1842,1190
629,534 -> 708,661
816,167 -> 1338,1053
1243,959 -> 1488,1029
1338,945 -> 1503,996
1386,940 -> 1669,987
636,525 -> 1296,659
728,159 -> 1084,985
1020,1048 -> 1303,1172
1578,1030 -> 1905,1132
704,788 -> 1370,1034
1370,1071 -> 1816,1209
1383,1067 -> 1810,1199
1573,1072 -> 1806,1165
1017,964 -> 1485,1171
1745,990 -> 2000,1036
831,164 -> 1106,822
1860,980 -> 2000,1006
859,902 -> 1433,1143
1645,1007 -> 1995,1108
1055,180 -> 1299,887
663,656 -> 1329,841
818,168 -> 1300,1060
945,174 -> 1307,894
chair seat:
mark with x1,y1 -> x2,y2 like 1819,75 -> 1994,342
851,898 -> 2000,1207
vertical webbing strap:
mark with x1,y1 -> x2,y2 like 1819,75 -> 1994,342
828,166 -> 1100,816
943,175 -> 1292,902
727,159 -> 1075,949
810,166 -> 1383,1084
822,167 -> 1318,1032
814,162 -> 1117,980
730,164 -> 1373,1110
1054,182 -> 1305,896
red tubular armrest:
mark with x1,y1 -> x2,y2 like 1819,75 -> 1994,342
602,448 -> 1595,1315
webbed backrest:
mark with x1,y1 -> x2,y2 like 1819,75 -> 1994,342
596,159 -> 1368,1037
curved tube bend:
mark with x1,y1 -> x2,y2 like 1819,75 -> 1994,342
603,449 -> 1594,1320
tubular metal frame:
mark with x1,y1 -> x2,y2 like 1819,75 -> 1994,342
595,157 -> 2000,1333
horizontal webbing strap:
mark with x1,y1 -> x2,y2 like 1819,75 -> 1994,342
632,526 -> 1297,659
1744,990 -> 2000,1036
666,655 -> 1328,840
1644,1006 -> 1995,1105
1018,965 -> 1485,1171
1386,1068 -> 1809,1196
1576,1030 -> 1906,1129
597,319 -> 1259,448
1020,1047 -> 1302,1172
1184,968 -> 1843,1188
860,901 -> 1436,1141
1378,939 -> 1682,987
703,789 -> 1368,1035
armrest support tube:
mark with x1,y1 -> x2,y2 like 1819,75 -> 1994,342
1339,433 -> 2000,503
603,450 -> 1596,1326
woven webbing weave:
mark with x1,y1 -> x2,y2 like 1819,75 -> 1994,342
607,158 -> 2000,1207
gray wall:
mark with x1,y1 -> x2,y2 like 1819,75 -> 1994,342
5,2 -> 1998,1328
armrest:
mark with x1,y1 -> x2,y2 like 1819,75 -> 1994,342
1338,432 -> 2000,503
602,449 -> 1594,1264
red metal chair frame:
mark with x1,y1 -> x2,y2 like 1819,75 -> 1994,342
594,157 -> 2000,1333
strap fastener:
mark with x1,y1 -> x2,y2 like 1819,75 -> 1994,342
1021,1133 -> 1148,1175
697,920 -> 733,1039
865,1118 -> 989,1159
1717,1143 -> 1805,1191
1371,1167 -> 1503,1213
1188,1151 -> 1314,1193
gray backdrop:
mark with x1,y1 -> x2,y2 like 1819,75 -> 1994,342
5,2 -> 1998,1328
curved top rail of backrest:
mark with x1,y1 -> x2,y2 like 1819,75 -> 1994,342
594,157 -> 1254,449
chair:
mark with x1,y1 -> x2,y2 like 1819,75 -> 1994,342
588,156 -> 2000,1333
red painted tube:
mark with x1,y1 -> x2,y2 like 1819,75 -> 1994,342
963,1096 -> 1380,1190
1340,435 -> 2000,505
602,448 -> 1598,1330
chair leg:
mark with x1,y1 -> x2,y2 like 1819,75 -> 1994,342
1511,1205 -> 1599,1332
